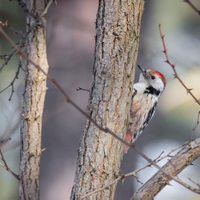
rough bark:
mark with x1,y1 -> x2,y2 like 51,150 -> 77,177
70,0 -> 144,199
133,137 -> 200,200
19,1 -> 48,199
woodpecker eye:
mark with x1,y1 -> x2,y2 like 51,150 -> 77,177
151,76 -> 155,80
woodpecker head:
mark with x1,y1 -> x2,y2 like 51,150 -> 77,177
137,65 -> 166,95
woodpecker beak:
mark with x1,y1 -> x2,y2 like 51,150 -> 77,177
137,65 -> 147,77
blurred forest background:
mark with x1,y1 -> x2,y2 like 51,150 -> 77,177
0,0 -> 200,199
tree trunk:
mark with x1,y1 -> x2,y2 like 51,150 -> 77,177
70,0 -> 144,199
19,1 -> 48,199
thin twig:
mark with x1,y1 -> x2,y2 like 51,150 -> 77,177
0,48 -> 17,73
80,169 -> 140,199
155,140 -> 189,162
6,24 -> 24,37
79,176 -> 122,199
0,19 -> 38,96
183,0 -> 200,15
159,23 -> 200,142
76,87 -> 90,92
188,178 -> 200,188
0,59 -> 22,101
0,149 -> 19,180
40,0 -> 54,18
158,24 -> 200,105
0,149 -> 9,170
0,23 -> 25,73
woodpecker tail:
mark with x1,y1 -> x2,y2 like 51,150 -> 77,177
123,129 -> 132,154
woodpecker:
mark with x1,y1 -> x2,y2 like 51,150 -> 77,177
124,65 -> 166,153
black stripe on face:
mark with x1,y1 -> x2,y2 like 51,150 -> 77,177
144,86 -> 160,96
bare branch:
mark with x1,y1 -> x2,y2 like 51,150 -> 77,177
0,48 -> 17,73
0,149 -> 19,180
0,19 -> 39,97
188,178 -> 200,189
40,0 -> 54,18
183,0 -> 200,15
0,57 -> 22,100
158,23 -> 200,106
159,23 -> 200,142
132,137 -> 200,200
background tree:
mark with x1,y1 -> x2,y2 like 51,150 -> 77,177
18,0 -> 49,199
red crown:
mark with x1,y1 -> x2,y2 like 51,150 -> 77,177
152,70 -> 166,85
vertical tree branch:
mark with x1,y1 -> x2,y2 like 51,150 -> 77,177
70,0 -> 144,199
19,0 -> 49,199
